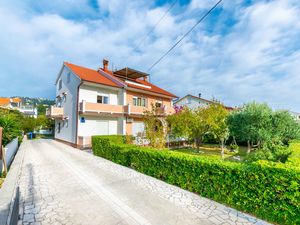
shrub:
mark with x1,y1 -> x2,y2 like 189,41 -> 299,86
92,135 -> 300,225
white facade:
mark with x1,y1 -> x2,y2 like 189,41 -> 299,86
289,111 -> 300,122
174,95 -> 210,110
54,66 -> 81,144
19,107 -> 38,118
53,65 -> 126,147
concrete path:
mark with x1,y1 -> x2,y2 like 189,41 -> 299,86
18,139 -> 271,225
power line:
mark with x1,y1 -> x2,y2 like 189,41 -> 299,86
119,0 -> 178,68
147,0 -> 223,71
134,0 -> 178,52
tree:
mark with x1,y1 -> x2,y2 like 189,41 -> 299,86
189,107 -> 212,148
0,114 -> 21,146
36,115 -> 54,129
228,102 -> 273,154
206,103 -> 229,158
166,107 -> 193,140
21,117 -> 37,133
37,104 -> 47,115
272,110 -> 300,144
143,105 -> 167,149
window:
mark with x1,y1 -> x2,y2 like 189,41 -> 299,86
155,101 -> 162,108
58,79 -> 62,90
56,97 -> 62,107
97,95 -> 109,104
67,72 -> 71,83
133,97 -> 146,107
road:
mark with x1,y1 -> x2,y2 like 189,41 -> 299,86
18,139 -> 270,225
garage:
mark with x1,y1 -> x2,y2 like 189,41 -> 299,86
78,117 -> 118,136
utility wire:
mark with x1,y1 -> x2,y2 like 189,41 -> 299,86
119,0 -> 178,69
147,0 -> 223,71
134,0 -> 178,52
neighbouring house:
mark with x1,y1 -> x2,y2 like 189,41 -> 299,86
289,111 -> 300,122
0,97 -> 22,109
0,97 -> 38,118
46,59 -> 177,148
174,94 -> 234,111
19,106 -> 38,118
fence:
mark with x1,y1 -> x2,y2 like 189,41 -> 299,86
0,138 -> 19,174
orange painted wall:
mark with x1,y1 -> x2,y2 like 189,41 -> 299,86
126,122 -> 132,135
126,90 -> 173,112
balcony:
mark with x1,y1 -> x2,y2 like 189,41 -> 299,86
46,106 -> 64,119
79,100 -> 124,116
78,101 -> 175,117
127,105 -> 174,117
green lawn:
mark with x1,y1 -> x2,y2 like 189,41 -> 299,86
170,144 -> 248,161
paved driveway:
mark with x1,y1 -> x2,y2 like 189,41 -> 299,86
18,139 -> 270,225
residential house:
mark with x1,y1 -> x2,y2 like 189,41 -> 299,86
174,94 -> 234,111
0,97 -> 22,109
47,59 -> 177,148
0,97 -> 38,118
289,111 -> 300,122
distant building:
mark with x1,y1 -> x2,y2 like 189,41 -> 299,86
174,94 -> 234,111
289,111 -> 300,122
0,97 -> 22,108
0,97 -> 37,118
19,106 -> 38,118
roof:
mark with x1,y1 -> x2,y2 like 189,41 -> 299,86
64,62 -> 121,88
113,67 -> 149,79
64,62 -> 177,98
11,97 -> 21,103
175,94 -> 234,110
0,98 -> 10,106
126,79 -> 178,98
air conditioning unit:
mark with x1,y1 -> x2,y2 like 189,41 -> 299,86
126,117 -> 133,123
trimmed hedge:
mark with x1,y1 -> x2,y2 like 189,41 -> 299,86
92,135 -> 300,225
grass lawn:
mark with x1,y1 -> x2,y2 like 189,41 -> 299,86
170,144 -> 248,161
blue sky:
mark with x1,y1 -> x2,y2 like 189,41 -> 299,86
0,0 -> 300,111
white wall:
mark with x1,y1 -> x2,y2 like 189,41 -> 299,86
175,96 -> 209,110
79,84 -> 121,105
0,138 -> 18,173
54,66 -> 81,144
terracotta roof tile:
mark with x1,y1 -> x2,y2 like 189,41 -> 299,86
64,62 -> 121,88
64,62 -> 177,98
129,79 -> 178,98
0,98 -> 10,106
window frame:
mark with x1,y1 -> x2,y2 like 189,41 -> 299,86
97,94 -> 109,104
133,96 -> 146,107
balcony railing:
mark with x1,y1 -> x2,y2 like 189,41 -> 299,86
46,106 -> 64,119
79,101 -> 124,115
79,100 -> 175,117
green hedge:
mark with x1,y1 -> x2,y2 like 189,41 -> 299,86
92,135 -> 300,225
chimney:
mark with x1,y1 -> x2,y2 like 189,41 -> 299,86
103,59 -> 109,71
198,93 -> 201,98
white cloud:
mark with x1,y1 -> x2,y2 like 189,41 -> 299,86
0,0 -> 300,112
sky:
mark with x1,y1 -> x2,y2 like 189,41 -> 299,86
0,0 -> 300,111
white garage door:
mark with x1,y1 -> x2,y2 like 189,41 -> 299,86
91,120 -> 109,135
132,122 -> 145,136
